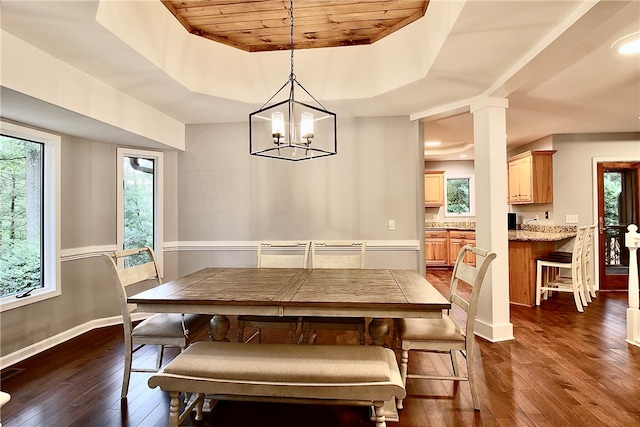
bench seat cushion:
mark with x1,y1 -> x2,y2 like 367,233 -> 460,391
162,342 -> 394,383
148,342 -> 406,403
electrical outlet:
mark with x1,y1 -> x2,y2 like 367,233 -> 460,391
534,214 -> 539,221
565,214 -> 578,224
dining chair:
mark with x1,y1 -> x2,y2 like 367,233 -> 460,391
393,245 -> 496,411
236,241 -> 310,344
535,226 -> 588,312
102,247 -> 211,399
300,241 -> 367,345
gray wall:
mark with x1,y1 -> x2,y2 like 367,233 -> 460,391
552,133 -> 640,227
1,116 -> 422,359
177,116 -> 423,275
0,134 -> 182,357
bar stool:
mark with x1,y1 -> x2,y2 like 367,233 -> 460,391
535,226 -> 588,312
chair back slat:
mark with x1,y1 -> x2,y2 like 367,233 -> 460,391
118,262 -> 159,287
257,241 -> 310,269
102,247 -> 161,323
311,241 -> 366,269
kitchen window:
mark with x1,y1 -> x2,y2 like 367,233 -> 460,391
0,121 -> 61,312
445,175 -> 474,217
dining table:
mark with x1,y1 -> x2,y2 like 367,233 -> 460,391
128,267 -> 451,346
128,267 -> 450,421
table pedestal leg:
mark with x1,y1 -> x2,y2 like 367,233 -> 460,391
209,315 -> 230,342
368,318 -> 389,347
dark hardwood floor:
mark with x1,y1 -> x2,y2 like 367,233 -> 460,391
2,270 -> 639,426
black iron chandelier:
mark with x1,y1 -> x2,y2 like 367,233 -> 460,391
249,0 -> 337,161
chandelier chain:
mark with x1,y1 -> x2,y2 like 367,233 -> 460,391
290,0 -> 295,80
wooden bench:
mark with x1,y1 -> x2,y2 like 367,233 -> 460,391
148,341 -> 406,427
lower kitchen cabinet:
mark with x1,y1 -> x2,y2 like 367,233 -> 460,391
425,230 -> 448,267
426,229 -> 476,267
449,230 -> 476,266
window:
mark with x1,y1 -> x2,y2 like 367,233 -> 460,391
1,121 -> 61,311
445,176 -> 474,217
117,148 -> 163,271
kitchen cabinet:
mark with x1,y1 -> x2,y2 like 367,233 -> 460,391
448,230 -> 476,266
425,230 -> 448,267
425,229 -> 476,267
507,150 -> 555,204
424,171 -> 444,207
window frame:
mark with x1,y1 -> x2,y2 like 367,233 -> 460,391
0,120 -> 61,312
117,147 -> 164,275
444,174 -> 475,217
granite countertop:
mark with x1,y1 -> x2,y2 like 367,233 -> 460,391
425,221 -> 577,242
508,225 -> 577,242
425,221 -> 476,231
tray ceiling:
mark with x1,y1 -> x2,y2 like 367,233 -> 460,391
161,0 -> 429,52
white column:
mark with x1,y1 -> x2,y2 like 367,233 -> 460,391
470,97 -> 514,342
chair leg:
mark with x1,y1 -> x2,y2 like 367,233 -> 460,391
572,279 -> 584,313
465,347 -> 480,410
358,324 -> 366,345
397,349 -> 409,410
156,345 -> 164,369
450,349 -> 460,377
535,262 -> 543,306
122,339 -> 133,399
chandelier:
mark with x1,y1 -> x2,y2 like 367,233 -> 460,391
249,0 -> 337,161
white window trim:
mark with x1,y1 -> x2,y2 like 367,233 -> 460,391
444,174 -> 475,217
117,147 -> 164,275
0,120 -> 61,312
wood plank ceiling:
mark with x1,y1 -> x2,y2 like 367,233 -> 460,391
161,0 -> 429,52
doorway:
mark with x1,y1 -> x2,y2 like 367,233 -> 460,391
596,162 -> 640,290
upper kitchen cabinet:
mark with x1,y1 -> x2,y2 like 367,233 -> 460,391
507,150 -> 555,204
424,171 -> 444,207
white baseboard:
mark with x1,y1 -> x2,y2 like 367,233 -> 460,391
474,319 -> 514,343
0,313 -> 148,370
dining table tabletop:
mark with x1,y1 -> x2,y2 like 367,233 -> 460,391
128,267 -> 450,345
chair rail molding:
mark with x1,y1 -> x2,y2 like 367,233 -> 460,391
164,240 -> 420,252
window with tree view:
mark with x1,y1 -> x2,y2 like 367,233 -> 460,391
445,176 -> 474,216
123,156 -> 155,266
0,135 -> 44,297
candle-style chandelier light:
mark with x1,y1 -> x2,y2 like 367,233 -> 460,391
249,0 -> 337,161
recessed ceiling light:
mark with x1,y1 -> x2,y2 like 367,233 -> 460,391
612,31 -> 640,55
459,154 -> 468,158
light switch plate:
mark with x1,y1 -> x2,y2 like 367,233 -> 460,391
565,214 -> 578,224
388,219 -> 396,231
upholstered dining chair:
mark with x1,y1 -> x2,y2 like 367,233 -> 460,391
103,247 -> 210,399
535,226 -> 588,312
236,241 -> 310,343
300,241 -> 367,345
393,245 -> 496,411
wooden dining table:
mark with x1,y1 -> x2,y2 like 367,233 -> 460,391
128,267 -> 450,346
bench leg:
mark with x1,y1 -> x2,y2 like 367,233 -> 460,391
373,401 -> 386,427
168,392 -> 180,427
